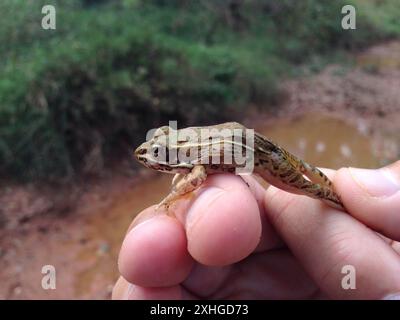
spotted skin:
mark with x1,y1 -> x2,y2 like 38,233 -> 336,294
134,122 -> 344,211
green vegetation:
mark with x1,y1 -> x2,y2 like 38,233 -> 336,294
1,0 -> 399,180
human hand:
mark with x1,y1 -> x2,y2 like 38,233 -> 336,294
112,161 -> 400,299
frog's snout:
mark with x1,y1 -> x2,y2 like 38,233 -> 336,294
134,143 -> 147,160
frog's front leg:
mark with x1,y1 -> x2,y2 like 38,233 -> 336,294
157,165 -> 207,210
171,173 -> 185,189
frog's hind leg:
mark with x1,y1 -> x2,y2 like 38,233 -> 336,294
298,160 -> 333,188
283,167 -> 344,210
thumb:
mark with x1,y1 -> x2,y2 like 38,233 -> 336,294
335,160 -> 400,240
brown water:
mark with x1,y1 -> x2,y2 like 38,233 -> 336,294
258,114 -> 379,169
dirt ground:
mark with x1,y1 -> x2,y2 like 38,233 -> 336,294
0,41 -> 399,299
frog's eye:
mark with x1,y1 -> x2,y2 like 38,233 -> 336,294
151,144 -> 161,157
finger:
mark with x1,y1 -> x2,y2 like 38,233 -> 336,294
176,174 -> 262,266
112,276 -> 185,300
182,263 -> 232,298
375,233 -> 400,255
182,251 -> 321,299
126,205 -> 160,234
334,161 -> 400,240
241,175 -> 284,252
118,214 -> 194,287
112,276 -> 129,299
264,180 -> 400,299
127,286 -> 183,300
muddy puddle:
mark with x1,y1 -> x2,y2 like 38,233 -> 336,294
257,114 -> 380,169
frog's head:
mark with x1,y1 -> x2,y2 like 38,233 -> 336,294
134,126 -> 193,173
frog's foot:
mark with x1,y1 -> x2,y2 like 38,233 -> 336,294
299,160 -> 333,188
297,161 -> 344,210
156,193 -> 178,211
156,165 -> 207,212
286,170 -> 344,210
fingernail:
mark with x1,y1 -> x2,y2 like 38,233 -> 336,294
349,167 -> 400,197
383,293 -> 400,300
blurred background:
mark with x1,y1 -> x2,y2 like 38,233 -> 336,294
0,0 -> 399,299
